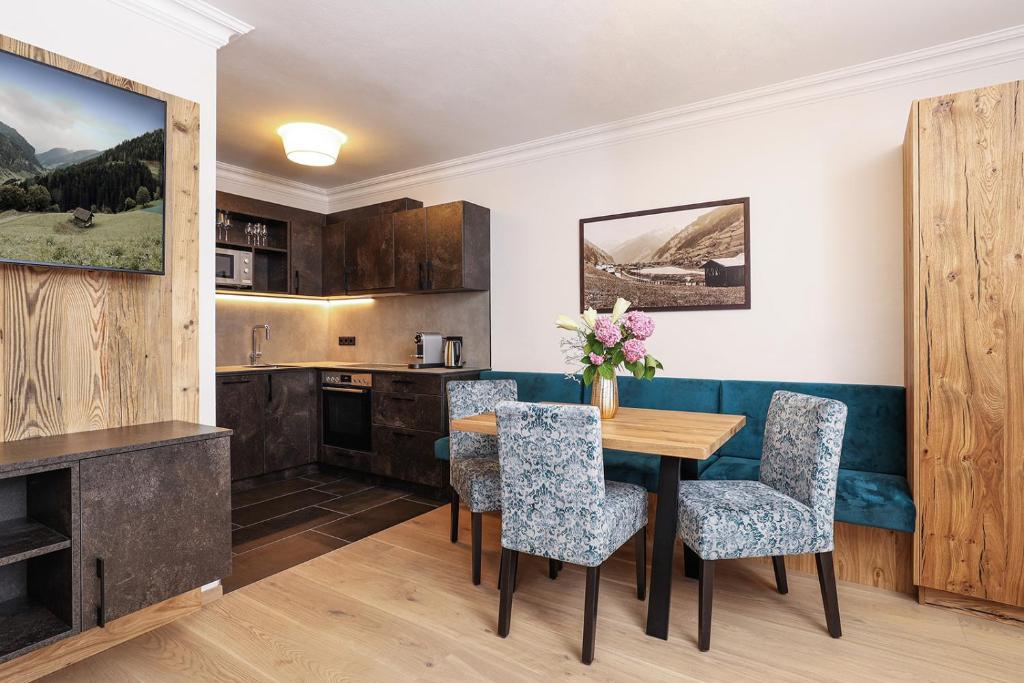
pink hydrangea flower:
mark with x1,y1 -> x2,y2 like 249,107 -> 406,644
592,316 -> 622,347
623,311 -> 655,340
623,338 -> 647,363
588,352 -> 605,365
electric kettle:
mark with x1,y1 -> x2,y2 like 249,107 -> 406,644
443,336 -> 463,368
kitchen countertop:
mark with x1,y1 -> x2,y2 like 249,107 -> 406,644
216,361 -> 488,375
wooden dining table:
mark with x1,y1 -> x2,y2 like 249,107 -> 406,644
450,404 -> 746,640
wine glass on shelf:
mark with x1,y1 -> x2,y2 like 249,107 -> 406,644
260,224 -> 268,247
223,216 -> 232,243
245,223 -> 253,245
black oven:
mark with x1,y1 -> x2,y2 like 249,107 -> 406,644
321,372 -> 373,452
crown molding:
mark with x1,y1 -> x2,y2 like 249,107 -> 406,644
108,0 -> 253,48
216,162 -> 329,213
323,23 -> 1024,211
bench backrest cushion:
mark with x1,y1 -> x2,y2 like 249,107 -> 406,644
583,376 -> 721,414
481,371 -> 583,404
719,380 -> 905,475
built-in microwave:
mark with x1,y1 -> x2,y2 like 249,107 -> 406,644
215,247 -> 252,288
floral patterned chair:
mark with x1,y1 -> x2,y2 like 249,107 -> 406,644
447,379 -> 517,585
677,390 -> 848,651
494,401 -> 648,665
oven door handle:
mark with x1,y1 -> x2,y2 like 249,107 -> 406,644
322,386 -> 370,394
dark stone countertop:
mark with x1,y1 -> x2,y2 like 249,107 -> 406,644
216,361 -> 488,376
0,421 -> 230,475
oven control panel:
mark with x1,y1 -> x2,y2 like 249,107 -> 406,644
322,372 -> 372,388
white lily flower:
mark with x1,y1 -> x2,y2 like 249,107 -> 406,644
610,297 -> 631,322
581,307 -> 598,328
555,314 -> 581,332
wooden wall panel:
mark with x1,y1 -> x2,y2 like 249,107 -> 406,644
910,81 -> 1024,607
0,34 -> 200,440
754,522 -> 914,594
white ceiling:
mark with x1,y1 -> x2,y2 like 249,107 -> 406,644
213,0 -> 1024,189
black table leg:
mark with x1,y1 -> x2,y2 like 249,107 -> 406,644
645,455 -> 681,639
681,459 -> 699,580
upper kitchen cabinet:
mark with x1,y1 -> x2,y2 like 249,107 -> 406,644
322,198 -> 423,296
344,214 -> 396,292
215,191 -> 325,296
424,201 -> 490,292
338,199 -> 490,295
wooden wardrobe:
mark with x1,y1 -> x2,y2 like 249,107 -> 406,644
904,80 -> 1024,614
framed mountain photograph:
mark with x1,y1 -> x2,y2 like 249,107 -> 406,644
579,197 -> 750,313
0,48 -> 166,274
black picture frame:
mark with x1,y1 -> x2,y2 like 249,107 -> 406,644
579,197 -> 750,313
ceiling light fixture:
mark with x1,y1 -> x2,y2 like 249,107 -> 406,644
276,122 -> 348,167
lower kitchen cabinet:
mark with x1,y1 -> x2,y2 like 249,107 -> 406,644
372,426 -> 443,487
216,373 -> 267,479
79,439 -> 231,627
217,369 -> 316,481
265,370 -> 316,472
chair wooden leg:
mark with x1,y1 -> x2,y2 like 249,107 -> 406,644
548,559 -> 560,580
698,559 -> 715,652
449,490 -> 459,543
471,512 -> 482,585
582,565 -> 601,665
815,551 -> 842,638
498,548 -> 505,589
635,526 -> 647,600
497,548 -> 516,637
511,548 -> 519,593
772,555 -> 789,594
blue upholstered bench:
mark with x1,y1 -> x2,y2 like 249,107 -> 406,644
435,371 -> 915,534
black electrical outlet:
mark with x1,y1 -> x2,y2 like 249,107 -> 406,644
338,336 -> 356,346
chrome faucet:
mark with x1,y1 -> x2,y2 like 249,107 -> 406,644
250,324 -> 270,366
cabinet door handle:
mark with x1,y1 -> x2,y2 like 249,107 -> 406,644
394,431 -> 417,439
388,395 -> 416,402
294,270 -> 300,294
268,373 -> 273,403
426,260 -> 433,289
418,262 -> 425,289
221,377 -> 253,385
96,557 -> 107,627
390,379 -> 413,385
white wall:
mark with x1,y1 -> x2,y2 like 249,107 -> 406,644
4,2 -> 220,422
329,58 -> 1024,387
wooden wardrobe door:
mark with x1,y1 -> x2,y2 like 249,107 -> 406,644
914,81 -> 1024,606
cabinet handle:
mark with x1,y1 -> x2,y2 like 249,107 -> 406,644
268,373 -> 273,403
343,268 -> 350,292
426,260 -> 434,289
96,557 -> 107,627
388,395 -> 416,402
394,431 -> 417,439
418,262 -> 425,289
294,270 -> 300,294
221,377 -> 253,385
390,379 -> 413,385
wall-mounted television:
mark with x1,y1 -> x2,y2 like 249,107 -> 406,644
0,49 -> 166,275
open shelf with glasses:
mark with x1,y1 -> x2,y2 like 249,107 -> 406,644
216,208 -> 291,294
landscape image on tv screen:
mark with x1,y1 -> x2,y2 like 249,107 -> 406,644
0,50 -> 166,274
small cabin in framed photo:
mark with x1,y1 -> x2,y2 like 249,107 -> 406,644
579,197 -> 750,312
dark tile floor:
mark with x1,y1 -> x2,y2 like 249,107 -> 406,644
224,472 -> 441,593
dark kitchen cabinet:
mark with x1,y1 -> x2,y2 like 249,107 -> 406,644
372,392 -> 444,433
344,214 -> 395,292
217,369 -> 316,481
290,215 -> 323,296
391,201 -> 490,293
265,370 -> 316,472
79,439 -> 231,627
426,201 -> 488,291
322,221 -> 346,296
393,207 -> 427,291
216,374 -> 266,480
372,427 -> 442,487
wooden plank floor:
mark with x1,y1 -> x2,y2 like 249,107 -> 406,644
44,506 -> 1024,681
